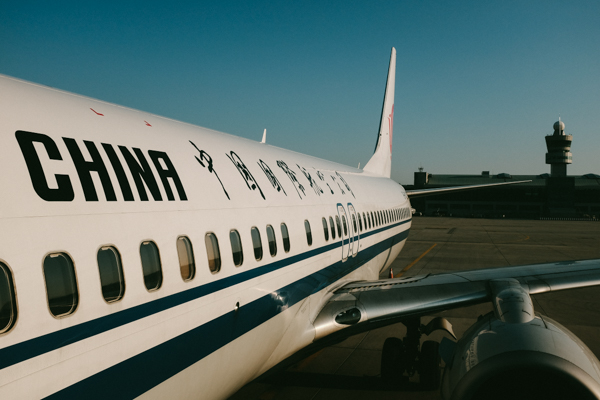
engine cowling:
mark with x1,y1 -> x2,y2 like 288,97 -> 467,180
441,312 -> 600,400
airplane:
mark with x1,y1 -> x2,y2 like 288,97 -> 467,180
1,47 -> 600,400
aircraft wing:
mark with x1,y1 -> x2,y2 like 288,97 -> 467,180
313,258 -> 600,340
405,180 -> 532,198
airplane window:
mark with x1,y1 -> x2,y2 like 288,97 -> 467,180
342,215 -> 348,236
266,225 -> 277,257
363,212 -> 367,229
176,236 -> 195,281
335,215 -> 342,238
251,227 -> 263,261
281,223 -> 291,253
230,230 -> 244,266
329,216 -> 336,239
0,262 -> 17,333
322,217 -> 329,241
43,253 -> 79,317
97,246 -> 125,302
352,214 -> 357,233
205,233 -> 221,273
370,212 -> 374,227
140,241 -> 163,291
358,213 -> 363,232
304,220 -> 313,246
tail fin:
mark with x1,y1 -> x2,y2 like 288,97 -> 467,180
363,47 -> 396,178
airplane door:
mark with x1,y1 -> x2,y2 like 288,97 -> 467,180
347,203 -> 359,257
337,204 -> 349,262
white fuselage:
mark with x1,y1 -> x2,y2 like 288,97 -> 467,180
0,75 -> 410,399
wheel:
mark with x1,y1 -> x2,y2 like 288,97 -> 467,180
380,337 -> 405,383
419,340 -> 441,389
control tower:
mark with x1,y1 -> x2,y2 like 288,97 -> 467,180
545,119 -> 572,177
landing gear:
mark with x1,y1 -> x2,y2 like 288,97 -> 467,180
380,317 -> 448,390
419,340 -> 441,389
380,337 -> 406,383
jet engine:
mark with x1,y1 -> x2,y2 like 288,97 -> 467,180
440,280 -> 600,400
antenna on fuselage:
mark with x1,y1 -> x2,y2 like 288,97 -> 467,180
261,129 -> 267,144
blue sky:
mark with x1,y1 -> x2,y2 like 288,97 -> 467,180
1,1 -> 599,184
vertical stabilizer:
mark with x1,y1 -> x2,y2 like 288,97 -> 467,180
363,47 -> 396,177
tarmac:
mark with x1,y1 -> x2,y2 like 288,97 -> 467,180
230,217 -> 600,400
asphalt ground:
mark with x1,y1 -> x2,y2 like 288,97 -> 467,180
230,217 -> 600,400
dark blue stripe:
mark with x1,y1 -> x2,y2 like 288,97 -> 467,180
0,220 -> 409,371
45,227 -> 410,399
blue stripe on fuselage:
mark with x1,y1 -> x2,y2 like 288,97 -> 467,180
0,221 -> 409,395
44,225 -> 409,399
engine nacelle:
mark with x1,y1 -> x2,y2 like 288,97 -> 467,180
441,312 -> 600,400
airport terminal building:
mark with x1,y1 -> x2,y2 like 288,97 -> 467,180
405,121 -> 600,219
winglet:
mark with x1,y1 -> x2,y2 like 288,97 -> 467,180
363,47 -> 396,178
261,129 -> 266,144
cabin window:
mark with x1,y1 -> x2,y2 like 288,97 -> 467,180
322,217 -> 329,241
281,223 -> 291,253
335,215 -> 342,238
176,236 -> 195,281
329,216 -> 336,239
251,227 -> 263,261
140,241 -> 162,291
266,225 -> 277,257
342,215 -> 348,236
205,233 -> 221,273
0,262 -> 17,333
370,212 -> 374,227
352,214 -> 357,233
97,246 -> 125,302
358,213 -> 363,231
230,230 -> 243,266
304,220 -> 313,246
43,253 -> 78,317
